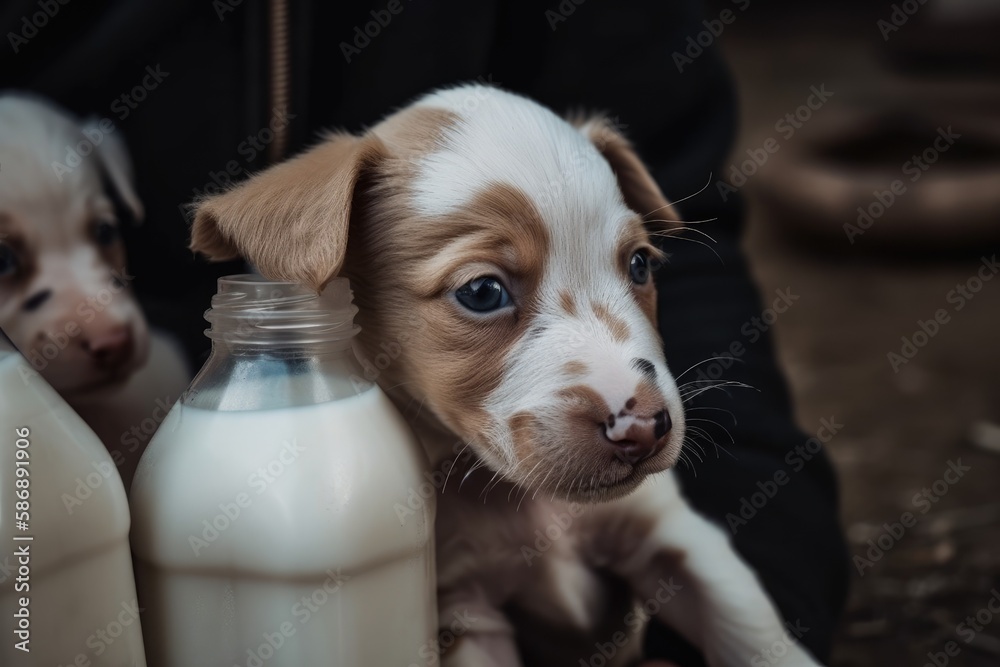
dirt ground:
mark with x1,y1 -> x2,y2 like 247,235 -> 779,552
717,12 -> 1000,667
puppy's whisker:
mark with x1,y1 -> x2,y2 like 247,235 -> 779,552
647,216 -> 718,227
685,420 -> 739,461
383,379 -> 419,393
675,226 -> 718,245
482,464 -> 512,503
514,459 -> 545,503
442,441 -> 473,493
681,432 -> 708,460
667,171 -> 713,207
531,466 -> 557,504
675,357 -> 745,381
655,233 -> 724,264
682,438 -> 705,464
687,417 -> 737,445
684,405 -> 738,425
681,381 -> 756,402
682,426 -> 713,457
460,458 -> 489,490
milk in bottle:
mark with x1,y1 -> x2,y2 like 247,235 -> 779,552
0,328 -> 147,666
130,275 -> 436,667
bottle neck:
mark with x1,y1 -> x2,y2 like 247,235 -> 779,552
185,343 -> 373,412
184,275 -> 371,412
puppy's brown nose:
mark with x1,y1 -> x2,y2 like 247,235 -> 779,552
603,408 -> 671,465
84,326 -> 134,368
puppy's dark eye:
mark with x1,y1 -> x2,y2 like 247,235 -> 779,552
93,220 -> 120,246
629,251 -> 650,285
455,277 -> 511,313
0,242 -> 18,279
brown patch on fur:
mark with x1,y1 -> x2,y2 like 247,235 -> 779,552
591,302 -> 629,342
373,106 -> 459,156
562,360 -> 587,377
509,411 -> 541,459
344,176 -> 551,445
559,384 -> 611,424
634,285 -> 657,328
617,216 -> 660,327
574,116 -> 682,231
631,380 -> 664,417
405,184 -> 550,299
191,132 -> 388,291
558,290 -> 577,316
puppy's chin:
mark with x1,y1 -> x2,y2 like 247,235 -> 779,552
46,335 -> 151,404
502,434 -> 684,504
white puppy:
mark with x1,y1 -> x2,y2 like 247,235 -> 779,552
0,93 -> 189,488
191,85 -> 821,667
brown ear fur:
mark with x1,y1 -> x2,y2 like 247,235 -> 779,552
190,132 -> 386,291
576,117 -> 682,231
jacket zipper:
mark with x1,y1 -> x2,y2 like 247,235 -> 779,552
268,0 -> 290,163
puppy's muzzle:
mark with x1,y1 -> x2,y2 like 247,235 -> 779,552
602,407 -> 672,464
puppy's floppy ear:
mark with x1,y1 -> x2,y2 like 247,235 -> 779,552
83,117 -> 144,223
575,116 -> 682,231
191,132 -> 386,292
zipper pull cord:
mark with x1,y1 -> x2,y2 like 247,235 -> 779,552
268,0 -> 291,164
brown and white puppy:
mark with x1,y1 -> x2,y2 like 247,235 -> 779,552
0,94 -> 189,487
191,85 -> 820,667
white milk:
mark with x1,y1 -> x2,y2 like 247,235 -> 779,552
0,347 -> 147,667
129,275 -> 436,667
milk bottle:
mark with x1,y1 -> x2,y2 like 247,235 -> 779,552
0,328 -> 147,666
130,275 -> 436,667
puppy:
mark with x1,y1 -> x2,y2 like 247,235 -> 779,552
191,85 -> 820,667
0,93 -> 189,488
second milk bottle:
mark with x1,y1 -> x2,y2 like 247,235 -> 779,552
130,275 -> 437,666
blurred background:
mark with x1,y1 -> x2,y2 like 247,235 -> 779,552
710,0 -> 1000,664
